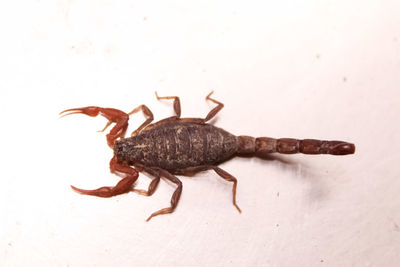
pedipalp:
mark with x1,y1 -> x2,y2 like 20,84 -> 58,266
60,106 -> 130,147
71,156 -> 139,198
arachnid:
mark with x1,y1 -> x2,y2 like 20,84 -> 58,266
60,92 -> 355,221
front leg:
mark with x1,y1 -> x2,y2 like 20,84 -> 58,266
145,168 -> 183,222
131,164 -> 161,196
128,104 -> 154,136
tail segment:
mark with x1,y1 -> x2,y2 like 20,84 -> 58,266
237,136 -> 355,157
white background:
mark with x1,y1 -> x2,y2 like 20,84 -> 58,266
1,0 -> 399,266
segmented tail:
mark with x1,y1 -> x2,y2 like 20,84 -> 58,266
237,136 -> 355,157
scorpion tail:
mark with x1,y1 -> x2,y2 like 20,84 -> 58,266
237,136 -> 355,157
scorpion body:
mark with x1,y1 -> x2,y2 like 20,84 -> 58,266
114,122 -> 237,172
60,92 -> 355,221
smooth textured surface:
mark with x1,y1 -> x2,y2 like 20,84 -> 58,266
1,1 -> 399,266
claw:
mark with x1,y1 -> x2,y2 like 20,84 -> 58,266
71,185 -> 114,198
59,106 -> 101,118
60,106 -> 130,147
71,175 -> 136,198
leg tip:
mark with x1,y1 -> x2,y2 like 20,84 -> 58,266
206,90 -> 214,99
235,204 -> 242,214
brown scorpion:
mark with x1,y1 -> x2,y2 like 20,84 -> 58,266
60,92 -> 355,221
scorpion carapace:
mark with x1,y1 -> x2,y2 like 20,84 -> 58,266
60,92 -> 355,221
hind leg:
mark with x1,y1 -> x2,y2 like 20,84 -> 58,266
177,165 -> 241,213
211,166 -> 241,213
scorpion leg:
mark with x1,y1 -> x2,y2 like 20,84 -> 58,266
131,164 -> 161,196
133,177 -> 160,196
155,91 -> 181,118
71,157 -> 139,197
204,91 -> 224,122
145,168 -> 182,222
178,165 -> 241,213
60,106 -> 129,147
211,166 -> 241,213
128,104 -> 154,136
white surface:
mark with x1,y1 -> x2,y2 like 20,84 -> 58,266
1,1 -> 400,266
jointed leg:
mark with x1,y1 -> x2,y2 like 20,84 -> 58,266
71,157 -> 139,197
128,104 -> 154,136
131,165 -> 161,196
211,166 -> 241,213
153,91 -> 224,124
133,177 -> 160,196
178,165 -> 241,213
204,91 -> 224,122
146,168 -> 183,222
155,91 -> 181,118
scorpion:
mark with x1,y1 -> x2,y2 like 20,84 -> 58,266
60,92 -> 355,221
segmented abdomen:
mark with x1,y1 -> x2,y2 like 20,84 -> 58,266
114,122 -> 238,171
